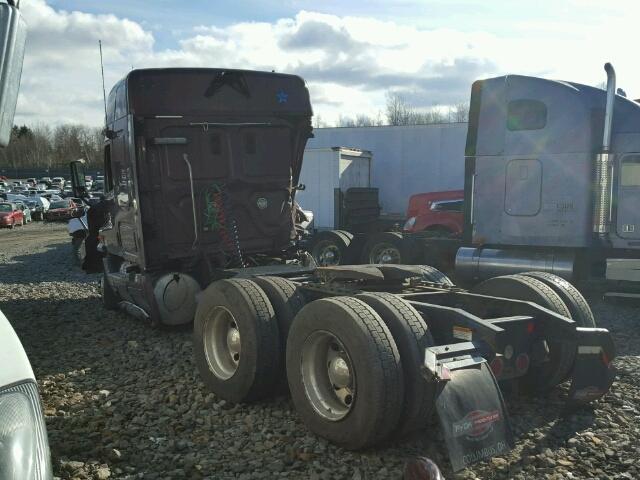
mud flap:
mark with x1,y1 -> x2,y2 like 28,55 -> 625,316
424,342 -> 514,471
568,327 -> 616,404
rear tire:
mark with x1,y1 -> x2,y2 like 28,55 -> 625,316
251,276 -> 305,342
520,271 -> 596,328
355,292 -> 435,436
471,274 -> 574,392
361,232 -> 413,264
194,279 -> 281,403
71,233 -> 87,268
308,230 -> 353,266
286,297 -> 404,449
101,271 -> 119,310
252,276 -> 306,386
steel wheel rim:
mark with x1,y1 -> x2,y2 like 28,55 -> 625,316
203,306 -> 241,380
369,242 -> 401,264
300,330 -> 355,421
313,241 -> 341,266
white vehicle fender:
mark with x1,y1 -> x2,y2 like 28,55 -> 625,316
68,214 -> 88,236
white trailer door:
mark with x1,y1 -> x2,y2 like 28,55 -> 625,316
339,154 -> 370,190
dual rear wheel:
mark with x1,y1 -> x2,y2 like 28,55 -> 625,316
193,269 -> 594,449
471,272 -> 595,392
193,270 -> 445,449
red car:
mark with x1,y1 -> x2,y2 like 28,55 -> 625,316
0,202 -> 24,228
403,190 -> 464,237
44,199 -> 80,222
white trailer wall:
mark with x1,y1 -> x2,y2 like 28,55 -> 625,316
296,148 -> 372,230
305,123 -> 467,216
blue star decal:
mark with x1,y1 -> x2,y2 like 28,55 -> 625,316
276,90 -> 288,104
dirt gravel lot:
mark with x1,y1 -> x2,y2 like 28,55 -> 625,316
0,222 -> 638,480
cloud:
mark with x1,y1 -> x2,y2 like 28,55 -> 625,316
13,2 -> 640,127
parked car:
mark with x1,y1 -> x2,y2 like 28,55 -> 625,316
11,180 -> 23,186
403,190 -> 464,237
0,180 -> 8,188
44,198 -> 80,221
0,202 -> 24,228
39,176 -> 51,184
25,177 -> 37,186
51,177 -> 65,189
6,193 -> 28,202
91,180 -> 104,192
14,201 -> 32,223
24,199 -> 44,220
0,308 -> 54,478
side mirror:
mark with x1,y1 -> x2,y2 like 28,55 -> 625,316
104,128 -> 117,140
0,2 -> 27,147
69,159 -> 87,198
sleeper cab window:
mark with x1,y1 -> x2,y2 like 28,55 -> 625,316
621,154 -> 640,187
507,99 -> 547,131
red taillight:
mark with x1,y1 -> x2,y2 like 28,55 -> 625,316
490,357 -> 504,378
516,353 -> 530,372
527,322 -> 536,334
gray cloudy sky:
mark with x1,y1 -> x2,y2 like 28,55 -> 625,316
14,0 -> 640,126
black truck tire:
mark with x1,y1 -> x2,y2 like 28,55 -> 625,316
252,275 -> 306,388
71,233 -> 87,268
252,276 -> 306,342
417,265 -> 454,286
361,232 -> 413,264
194,278 -> 280,403
471,274 -> 574,392
308,230 -> 353,266
355,292 -> 436,436
520,271 -> 596,328
101,271 -> 119,310
286,296 -> 404,449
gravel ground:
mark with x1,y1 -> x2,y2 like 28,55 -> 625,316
0,221 -> 638,480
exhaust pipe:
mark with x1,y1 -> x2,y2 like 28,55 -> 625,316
602,63 -> 616,152
592,63 -> 616,237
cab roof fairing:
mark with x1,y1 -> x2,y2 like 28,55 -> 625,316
106,68 -> 313,120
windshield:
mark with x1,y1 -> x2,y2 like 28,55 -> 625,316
0,204 -> 12,212
50,200 -> 69,209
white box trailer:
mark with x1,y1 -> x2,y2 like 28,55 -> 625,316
306,123 -> 467,216
297,147 -> 372,230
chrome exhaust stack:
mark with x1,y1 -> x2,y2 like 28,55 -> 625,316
592,63 -> 616,238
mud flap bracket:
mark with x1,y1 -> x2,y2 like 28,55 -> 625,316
423,341 -> 514,472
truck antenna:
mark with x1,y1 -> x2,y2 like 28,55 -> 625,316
99,40 -> 108,127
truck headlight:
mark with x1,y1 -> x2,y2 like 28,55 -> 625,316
403,216 -> 416,231
0,382 -> 52,480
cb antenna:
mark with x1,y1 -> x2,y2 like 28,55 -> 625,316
99,40 -> 107,127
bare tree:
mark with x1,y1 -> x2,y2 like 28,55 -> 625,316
337,115 -> 356,127
385,92 -> 414,126
449,102 -> 469,122
313,115 -> 327,128
0,123 -> 103,170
